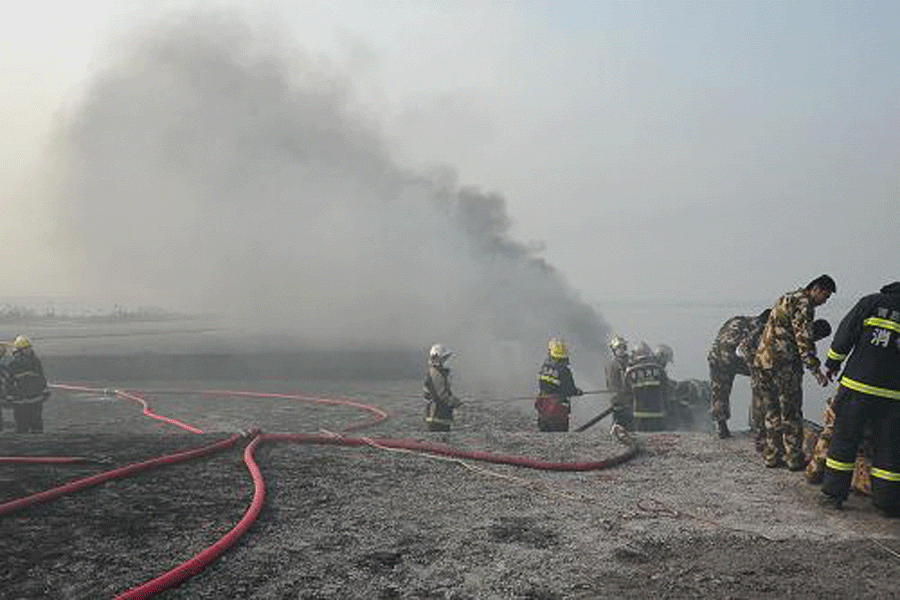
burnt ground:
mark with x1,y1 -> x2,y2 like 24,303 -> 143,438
1,379 -> 899,599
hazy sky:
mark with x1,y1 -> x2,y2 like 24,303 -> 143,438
4,1 -> 897,301
2,1 -> 897,398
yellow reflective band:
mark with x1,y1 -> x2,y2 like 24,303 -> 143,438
633,412 -> 666,418
538,374 -> 561,385
424,416 -> 453,425
631,382 -> 662,388
870,468 -> 900,482
839,377 -> 900,400
864,317 -> 900,335
826,348 -> 847,361
826,457 -> 856,472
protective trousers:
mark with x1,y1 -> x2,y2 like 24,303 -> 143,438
535,395 -> 570,432
756,363 -> 805,468
708,358 -> 748,422
424,401 -> 453,432
13,401 -> 44,433
610,392 -> 634,431
823,387 -> 900,515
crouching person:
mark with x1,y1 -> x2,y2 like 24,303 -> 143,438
423,344 -> 462,432
7,335 -> 49,433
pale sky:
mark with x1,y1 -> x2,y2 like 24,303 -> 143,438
3,0 -> 895,407
4,1 -> 897,307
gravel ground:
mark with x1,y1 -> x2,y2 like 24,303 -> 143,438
1,379 -> 899,599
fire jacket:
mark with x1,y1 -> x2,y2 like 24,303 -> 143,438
7,349 -> 47,400
423,365 -> 460,409
538,357 -> 581,398
824,282 -> 900,400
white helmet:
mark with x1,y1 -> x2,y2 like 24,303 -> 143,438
631,341 -> 652,362
429,343 -> 453,366
12,335 -> 31,349
654,344 -> 674,366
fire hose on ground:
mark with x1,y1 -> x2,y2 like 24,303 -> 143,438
2,383 -> 639,598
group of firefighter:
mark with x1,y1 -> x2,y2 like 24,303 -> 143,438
422,275 -> 900,518
0,335 -> 49,434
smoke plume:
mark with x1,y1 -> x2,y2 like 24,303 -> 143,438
40,12 -> 611,393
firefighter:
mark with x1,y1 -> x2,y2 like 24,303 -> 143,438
653,344 -> 674,369
6,335 -> 49,433
708,309 -> 771,440
605,336 -> 633,432
752,275 -> 834,470
624,341 -> 669,432
806,392 -> 872,491
422,344 -> 462,432
820,282 -> 900,516
536,337 -> 583,432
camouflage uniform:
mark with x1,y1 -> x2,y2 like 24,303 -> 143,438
708,315 -> 759,422
752,288 -> 821,469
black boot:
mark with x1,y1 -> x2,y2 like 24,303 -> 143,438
818,493 -> 843,510
716,420 -> 731,439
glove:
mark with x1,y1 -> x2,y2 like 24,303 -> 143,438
575,388 -> 584,396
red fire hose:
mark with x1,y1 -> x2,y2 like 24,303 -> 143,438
262,432 -> 638,471
113,432 -> 266,600
14,384 -> 638,599
0,433 -> 243,517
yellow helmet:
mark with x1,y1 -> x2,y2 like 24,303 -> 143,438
11,335 -> 30,349
548,337 -> 568,360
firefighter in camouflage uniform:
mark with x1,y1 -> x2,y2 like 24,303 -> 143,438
751,275 -> 834,470
750,318 -> 831,447
708,309 -> 770,439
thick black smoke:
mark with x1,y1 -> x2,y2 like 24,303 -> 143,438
42,12 -> 610,393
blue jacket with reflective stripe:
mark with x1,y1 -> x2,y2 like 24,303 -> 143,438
825,282 -> 900,399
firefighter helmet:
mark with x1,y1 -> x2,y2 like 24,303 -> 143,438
609,336 -> 628,359
548,337 -> 568,360
654,344 -> 674,366
11,335 -> 30,349
429,343 -> 452,366
631,341 -> 652,362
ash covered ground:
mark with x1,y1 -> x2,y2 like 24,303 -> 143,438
2,378 -> 899,599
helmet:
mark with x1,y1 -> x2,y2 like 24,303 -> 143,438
609,336 -> 628,359
654,344 -> 674,366
631,341 -> 652,362
548,337 -> 568,360
11,335 -> 30,349
428,343 -> 452,366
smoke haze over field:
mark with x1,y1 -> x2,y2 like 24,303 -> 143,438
5,2 -> 899,411
31,12 -> 610,392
